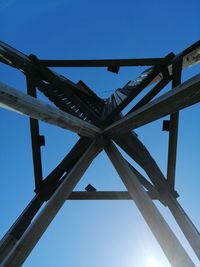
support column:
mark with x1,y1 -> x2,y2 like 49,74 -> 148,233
104,141 -> 195,267
1,138 -> 103,267
26,77 -> 44,190
167,57 -> 182,190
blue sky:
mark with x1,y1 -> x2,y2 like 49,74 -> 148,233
1,0 -> 200,266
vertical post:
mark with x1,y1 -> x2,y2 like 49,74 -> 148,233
104,141 -> 195,267
26,77 -> 44,190
1,138 -> 103,267
165,193 -> 200,260
167,57 -> 182,190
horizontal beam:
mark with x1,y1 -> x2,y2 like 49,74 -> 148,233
68,191 -> 157,200
105,73 -> 200,135
68,191 -> 131,200
40,58 -> 165,67
0,82 -> 101,138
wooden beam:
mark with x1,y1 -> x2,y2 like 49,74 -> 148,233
40,58 -> 165,67
0,137 -> 92,262
104,141 -> 195,267
0,195 -> 44,263
67,157 -> 160,201
68,191 -> 132,200
68,190 -> 157,200
0,82 -> 101,138
1,138 -> 104,267
125,161 -> 159,199
165,194 -> 200,261
102,53 -> 175,122
128,73 -> 172,113
114,132 -> 169,192
42,137 -> 91,187
104,73 -> 200,135
112,114 -> 177,198
29,55 -> 103,126
0,41 -> 104,126
166,58 -> 182,190
26,77 -> 43,190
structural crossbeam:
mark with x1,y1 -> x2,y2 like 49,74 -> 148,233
0,82 -> 101,138
104,141 -> 195,267
104,73 -> 200,135
40,58 -> 165,67
1,39 -> 200,267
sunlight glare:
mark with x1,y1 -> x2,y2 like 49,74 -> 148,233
146,256 -> 160,267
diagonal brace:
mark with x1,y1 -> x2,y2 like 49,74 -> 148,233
104,141 -> 195,267
0,82 -> 101,138
104,73 -> 200,136
1,138 -> 104,267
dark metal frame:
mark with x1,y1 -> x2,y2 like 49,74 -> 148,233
0,40 -> 200,266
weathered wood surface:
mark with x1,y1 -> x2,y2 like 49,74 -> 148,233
68,190 -> 157,200
105,141 -> 195,267
166,58 -> 182,189
1,138 -> 103,267
166,194 -> 200,261
40,58 -> 165,67
104,73 -> 200,135
114,132 -> 168,190
0,137 -> 92,262
68,191 -> 132,200
0,82 -> 101,138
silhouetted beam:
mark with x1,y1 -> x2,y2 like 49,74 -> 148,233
166,58 -> 182,190
40,58 -> 165,67
112,115 -> 177,197
0,194 -> 44,263
104,141 -> 195,267
102,53 -> 175,122
126,160 -> 160,199
1,138 -> 104,267
0,41 -> 104,126
68,190 -> 158,200
0,82 -> 101,138
105,73 -> 200,135
26,77 -> 43,190
0,136 -> 93,264
0,141 -> 97,262
128,74 -> 172,113
42,137 -> 91,187
69,191 -> 132,200
29,55 -> 103,126
114,132 -> 169,192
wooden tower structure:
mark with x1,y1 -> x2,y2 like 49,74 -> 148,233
0,40 -> 200,266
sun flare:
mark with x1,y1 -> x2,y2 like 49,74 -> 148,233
146,256 -> 160,267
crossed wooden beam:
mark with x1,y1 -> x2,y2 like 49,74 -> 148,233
0,40 -> 200,266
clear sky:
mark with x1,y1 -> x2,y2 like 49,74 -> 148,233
1,0 -> 200,266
